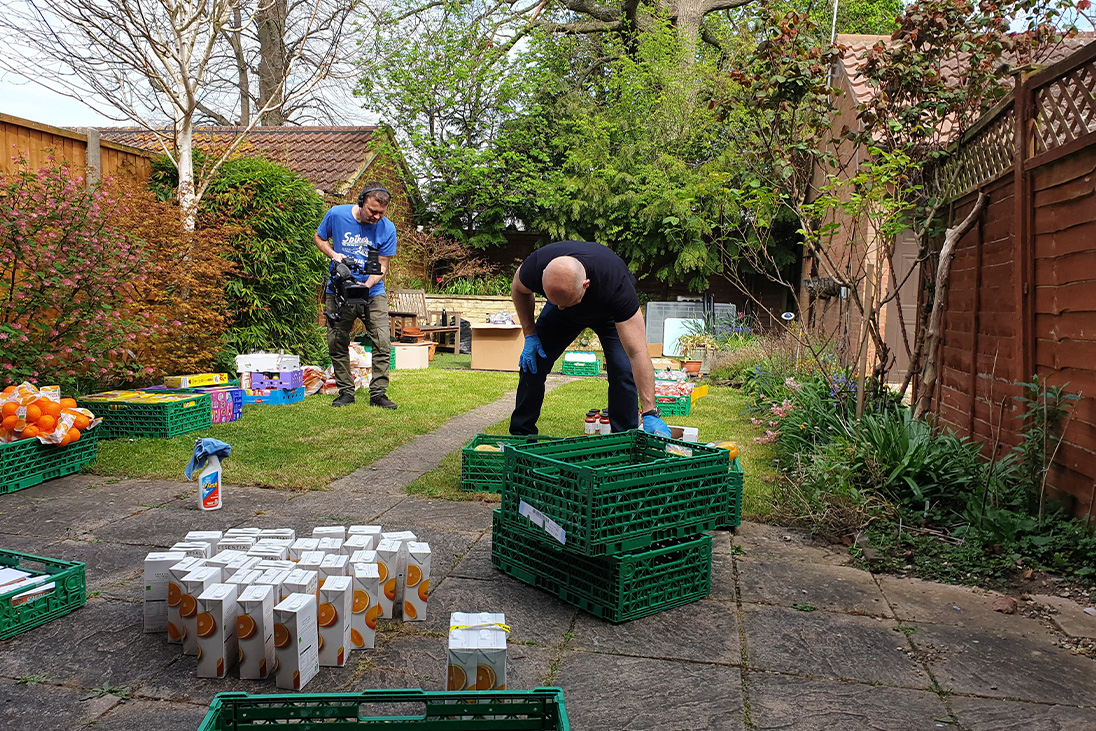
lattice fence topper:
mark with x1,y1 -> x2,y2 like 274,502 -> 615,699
1033,60 -> 1096,154
943,104 -> 1016,201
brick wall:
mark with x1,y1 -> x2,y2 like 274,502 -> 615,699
425,294 -> 613,349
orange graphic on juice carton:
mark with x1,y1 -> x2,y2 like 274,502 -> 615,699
273,593 -> 319,691
195,583 -> 238,679
350,562 -> 380,650
179,567 -> 221,656
374,538 -> 402,619
166,557 -> 205,645
402,542 -> 431,622
237,584 -> 276,680
317,575 -> 352,667
447,612 -> 508,691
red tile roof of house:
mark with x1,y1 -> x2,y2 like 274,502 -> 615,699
97,125 -> 386,197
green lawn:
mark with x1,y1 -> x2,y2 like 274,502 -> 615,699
90,368 -> 517,490
405,376 -> 779,519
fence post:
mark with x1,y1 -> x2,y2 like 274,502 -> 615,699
1012,76 -> 1035,386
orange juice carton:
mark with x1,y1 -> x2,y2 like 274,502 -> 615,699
374,539 -> 402,619
143,551 -> 186,633
381,530 -> 417,543
402,542 -> 431,622
237,584 -> 275,680
0,567 -> 32,590
317,537 -> 343,554
254,559 -> 296,572
224,528 -> 262,538
171,541 -> 213,559
223,554 -> 261,577
317,575 -> 352,667
284,568 -> 318,600
348,525 -> 382,543
207,550 -> 246,580
350,562 -> 380,651
226,568 -> 262,590
216,536 -> 256,552
185,531 -> 224,549
167,557 -> 205,645
350,549 -> 378,566
343,534 -> 373,555
259,528 -> 296,542
255,568 -> 293,603
297,551 -> 326,575
248,544 -> 290,561
312,526 -> 346,541
290,538 -> 320,561
180,566 -> 222,656
256,538 -> 294,551
319,554 -> 349,589
447,612 -> 508,690
273,593 -> 320,691
164,372 -> 230,389
195,583 -> 238,679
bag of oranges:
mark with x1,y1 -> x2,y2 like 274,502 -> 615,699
0,382 -> 101,446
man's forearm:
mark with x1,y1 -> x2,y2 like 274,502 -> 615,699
629,352 -> 657,413
513,291 -> 537,336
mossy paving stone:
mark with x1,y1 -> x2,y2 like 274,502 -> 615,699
737,558 -> 894,617
948,695 -> 1096,730
0,677 -> 122,731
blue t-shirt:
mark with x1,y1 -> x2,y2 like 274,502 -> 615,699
316,205 -> 398,297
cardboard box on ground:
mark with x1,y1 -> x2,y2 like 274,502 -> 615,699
298,345 -> 372,396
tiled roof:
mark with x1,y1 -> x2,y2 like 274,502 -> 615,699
97,125 -> 383,196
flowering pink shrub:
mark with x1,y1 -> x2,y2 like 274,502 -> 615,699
0,153 -> 166,389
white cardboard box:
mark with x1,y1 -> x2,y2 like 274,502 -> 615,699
195,583 -> 238,679
290,538 -> 320,562
273,593 -> 319,690
143,551 -> 186,633
319,554 -> 349,588
393,343 -> 430,370
350,562 -> 380,651
402,542 -> 431,622
343,534 -> 373,555
317,576 -> 352,667
237,584 -> 275,680
312,526 -> 347,541
283,568 -> 318,600
375,539 -> 402,619
236,352 -> 301,372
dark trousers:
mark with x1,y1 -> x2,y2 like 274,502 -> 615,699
510,303 -> 638,435
325,292 -> 391,397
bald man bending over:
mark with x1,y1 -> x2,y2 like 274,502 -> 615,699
509,240 -> 670,437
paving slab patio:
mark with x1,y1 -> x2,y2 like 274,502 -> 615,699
2,382 -> 1094,730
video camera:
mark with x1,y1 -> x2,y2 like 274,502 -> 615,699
324,249 -> 382,322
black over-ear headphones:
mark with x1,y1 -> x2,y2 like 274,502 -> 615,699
358,185 -> 391,207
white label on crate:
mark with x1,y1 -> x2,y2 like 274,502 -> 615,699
517,500 -> 544,528
543,518 -> 566,545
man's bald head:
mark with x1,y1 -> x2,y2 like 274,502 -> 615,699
543,256 -> 589,310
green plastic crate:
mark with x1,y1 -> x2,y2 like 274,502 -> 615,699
656,393 -> 691,416
0,549 -> 86,640
560,356 -> 600,376
199,688 -> 570,730
0,432 -> 99,495
500,430 -> 729,557
491,510 -> 711,622
78,393 -> 212,439
460,434 -> 560,492
722,457 -> 744,529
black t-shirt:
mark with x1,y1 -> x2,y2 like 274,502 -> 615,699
518,241 -> 640,324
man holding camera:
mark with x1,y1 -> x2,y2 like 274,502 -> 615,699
314,182 -> 398,409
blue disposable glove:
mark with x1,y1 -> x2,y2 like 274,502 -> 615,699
643,413 -> 671,438
519,333 -> 547,374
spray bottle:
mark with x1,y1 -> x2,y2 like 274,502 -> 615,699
198,455 -> 223,510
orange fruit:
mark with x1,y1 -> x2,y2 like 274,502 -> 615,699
273,622 -> 291,648
167,583 -> 181,607
237,613 -> 257,640
406,564 -> 422,588
476,664 -> 496,689
73,414 -> 90,430
179,593 -> 198,618
1,402 -> 17,417
364,604 -> 381,630
376,562 -> 388,582
350,628 -> 364,647
41,400 -> 61,419
447,664 -> 467,690
36,414 -> 56,432
383,578 -> 397,601
417,580 -> 429,603
58,432 -> 72,447
2,415 -> 18,431
1,385 -> 14,395
317,602 -> 337,627
66,427 -> 80,443
352,589 -> 370,614
21,425 -> 39,439
60,397 -> 77,409
403,601 -> 417,620
24,405 -> 41,423
196,612 -> 216,638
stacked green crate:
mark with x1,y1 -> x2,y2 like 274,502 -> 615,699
0,433 -> 99,495
78,393 -> 212,439
460,433 -> 560,492
491,430 -> 731,621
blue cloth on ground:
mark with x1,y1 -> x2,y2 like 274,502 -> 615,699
185,438 -> 232,481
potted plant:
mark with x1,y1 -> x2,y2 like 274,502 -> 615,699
677,333 -> 718,373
